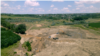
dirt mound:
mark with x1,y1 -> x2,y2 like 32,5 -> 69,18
36,24 -> 42,27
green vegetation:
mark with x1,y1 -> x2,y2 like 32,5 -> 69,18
1,28 -> 21,48
1,18 -> 26,34
89,22 -> 100,28
15,24 -> 26,34
26,52 -> 29,56
22,41 -> 32,51
1,27 -> 6,30
1,41 -> 20,56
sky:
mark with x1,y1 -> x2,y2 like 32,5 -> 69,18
1,0 -> 100,14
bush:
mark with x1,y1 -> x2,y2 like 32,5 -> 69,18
1,28 -> 21,48
63,21 -> 66,23
51,22 -> 55,26
23,41 -> 32,51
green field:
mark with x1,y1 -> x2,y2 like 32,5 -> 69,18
89,22 -> 100,28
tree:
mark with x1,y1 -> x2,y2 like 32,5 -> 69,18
10,24 -> 16,31
73,17 -> 83,21
15,24 -> 26,34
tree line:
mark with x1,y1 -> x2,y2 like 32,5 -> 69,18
1,18 -> 26,34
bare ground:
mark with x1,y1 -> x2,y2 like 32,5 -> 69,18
15,25 -> 100,56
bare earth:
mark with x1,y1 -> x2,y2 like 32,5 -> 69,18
15,25 -> 100,56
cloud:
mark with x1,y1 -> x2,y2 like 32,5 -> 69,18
76,8 -> 80,10
35,8 -> 44,12
62,7 -> 70,12
76,4 -> 84,7
17,5 -> 21,9
73,5 -> 100,13
68,5 -> 72,7
52,0 -> 64,2
51,5 -> 54,7
25,0 -> 39,6
75,1 -> 100,4
1,2 -> 9,7
53,8 -> 58,10
63,7 -> 69,10
90,5 -> 94,8
1,0 -> 17,1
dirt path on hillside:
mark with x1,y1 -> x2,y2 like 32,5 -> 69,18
26,25 -> 34,32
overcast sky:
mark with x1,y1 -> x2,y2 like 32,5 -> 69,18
1,0 -> 100,14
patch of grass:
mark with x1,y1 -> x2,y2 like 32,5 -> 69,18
1,41 -> 20,56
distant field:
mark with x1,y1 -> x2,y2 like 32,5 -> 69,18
86,18 -> 100,23
89,22 -> 100,28
1,15 -> 39,19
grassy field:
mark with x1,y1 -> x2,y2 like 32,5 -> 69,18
1,15 -> 39,19
1,41 -> 20,56
71,24 -> 100,35
89,22 -> 100,28
86,18 -> 100,23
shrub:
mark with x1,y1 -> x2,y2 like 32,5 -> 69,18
26,52 -> 28,56
63,21 -> 66,23
23,41 -> 32,51
51,22 -> 55,26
